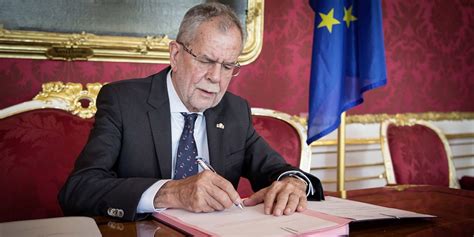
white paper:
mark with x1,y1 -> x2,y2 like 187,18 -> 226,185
307,196 -> 435,222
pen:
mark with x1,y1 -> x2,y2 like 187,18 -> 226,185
195,157 -> 244,210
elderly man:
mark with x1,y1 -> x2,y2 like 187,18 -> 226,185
59,2 -> 323,221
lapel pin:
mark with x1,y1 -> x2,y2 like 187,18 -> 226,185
216,123 -> 225,129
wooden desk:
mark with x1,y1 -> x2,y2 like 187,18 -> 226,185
96,185 -> 474,236
334,185 -> 474,236
95,216 -> 186,237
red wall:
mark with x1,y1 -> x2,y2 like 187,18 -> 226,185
1,0 -> 473,115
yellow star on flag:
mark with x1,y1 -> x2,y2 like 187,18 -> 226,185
343,5 -> 357,28
317,8 -> 340,33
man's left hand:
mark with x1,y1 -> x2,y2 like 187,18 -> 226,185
242,177 -> 307,216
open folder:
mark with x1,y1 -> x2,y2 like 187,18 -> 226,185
154,196 -> 435,236
154,204 -> 350,236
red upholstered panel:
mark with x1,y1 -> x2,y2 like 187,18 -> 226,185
0,110 -> 93,222
237,115 -> 301,197
387,124 -> 450,187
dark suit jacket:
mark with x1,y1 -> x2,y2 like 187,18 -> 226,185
59,67 -> 323,221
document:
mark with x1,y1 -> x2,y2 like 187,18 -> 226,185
154,204 -> 350,236
307,196 -> 435,222
154,196 -> 435,236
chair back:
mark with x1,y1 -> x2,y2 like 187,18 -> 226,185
0,82 -> 102,222
380,119 -> 459,188
237,108 -> 311,197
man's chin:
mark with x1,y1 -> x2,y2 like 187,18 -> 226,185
189,96 -> 221,112
190,101 -> 216,112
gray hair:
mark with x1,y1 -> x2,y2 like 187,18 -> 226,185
176,2 -> 244,50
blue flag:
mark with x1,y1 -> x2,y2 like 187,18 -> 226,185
307,0 -> 387,144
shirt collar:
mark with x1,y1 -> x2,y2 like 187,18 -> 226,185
167,71 -> 203,115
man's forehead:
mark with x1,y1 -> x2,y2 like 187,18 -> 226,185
194,20 -> 242,44
192,25 -> 242,61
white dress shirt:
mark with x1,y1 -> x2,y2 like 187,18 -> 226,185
137,71 -> 210,213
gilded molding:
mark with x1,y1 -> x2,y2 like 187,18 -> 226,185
292,116 -> 307,125
452,154 -> 474,159
321,174 -> 385,184
239,0 -> 264,65
34,82 -> 104,119
446,133 -> 474,139
311,162 -> 384,170
311,134 -> 474,147
299,112 -> 474,126
346,112 -> 474,124
0,0 -> 264,65
312,138 -> 380,146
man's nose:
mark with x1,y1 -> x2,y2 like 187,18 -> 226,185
206,62 -> 222,83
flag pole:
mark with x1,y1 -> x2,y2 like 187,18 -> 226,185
337,112 -> 346,199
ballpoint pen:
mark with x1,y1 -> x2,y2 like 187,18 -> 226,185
195,157 -> 244,210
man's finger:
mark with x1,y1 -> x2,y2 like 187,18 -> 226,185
263,183 -> 281,215
283,193 -> 300,215
209,172 -> 243,208
206,183 -> 235,209
271,188 -> 292,216
204,194 -> 226,211
243,188 -> 266,206
297,196 -> 307,212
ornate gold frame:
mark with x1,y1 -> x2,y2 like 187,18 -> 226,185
380,119 -> 460,189
0,82 -> 103,119
0,0 -> 264,65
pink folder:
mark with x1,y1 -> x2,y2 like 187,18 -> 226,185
154,207 -> 349,236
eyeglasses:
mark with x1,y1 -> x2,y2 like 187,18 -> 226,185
176,41 -> 241,77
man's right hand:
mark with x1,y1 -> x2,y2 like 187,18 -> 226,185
153,170 -> 242,212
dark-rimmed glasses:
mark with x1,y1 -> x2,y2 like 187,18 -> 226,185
176,41 -> 241,77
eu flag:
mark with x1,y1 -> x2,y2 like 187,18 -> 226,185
307,0 -> 387,144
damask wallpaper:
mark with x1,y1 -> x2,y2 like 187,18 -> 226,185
0,0 -> 473,115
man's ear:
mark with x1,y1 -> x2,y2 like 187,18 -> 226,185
169,41 -> 180,71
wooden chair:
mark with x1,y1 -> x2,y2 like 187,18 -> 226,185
380,118 -> 459,188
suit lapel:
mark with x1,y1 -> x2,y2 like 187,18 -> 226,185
147,68 -> 172,179
205,104 -> 225,176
